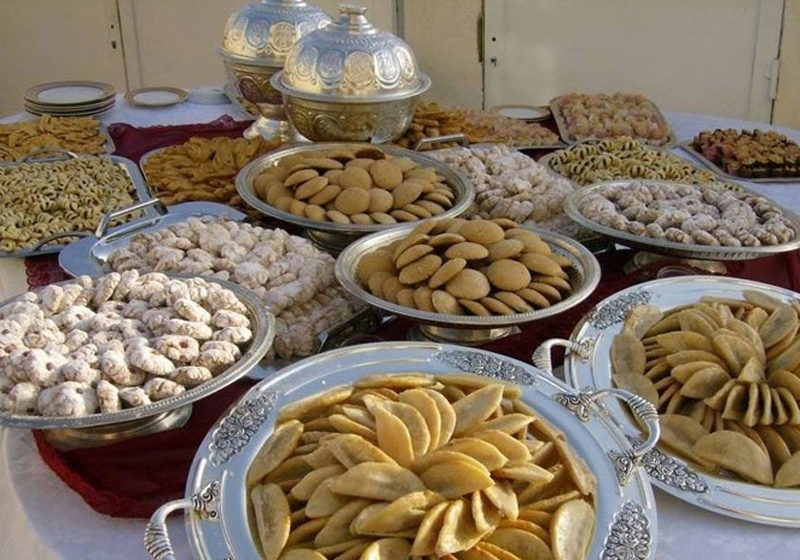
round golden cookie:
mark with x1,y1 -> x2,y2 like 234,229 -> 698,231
288,199 -> 307,216
413,286 -> 435,312
425,193 -> 453,208
430,219 -> 456,234
406,178 -> 434,193
351,213 -> 373,225
459,299 -> 491,316
460,220 -> 505,245
506,229 -> 552,255
428,257 -> 467,289
274,197 -> 293,212
304,204 -> 327,221
517,288 -> 551,309
278,154 -> 307,170
432,290 -> 463,314
416,200 -> 445,215
392,233 -> 430,260
391,181 -> 424,208
339,166 -> 372,190
494,292 -> 533,313
304,157 -> 343,170
404,204 -> 432,219
445,269 -> 491,300
295,176 -> 329,200
487,259 -> 532,292
396,288 -> 416,308
254,174 -> 280,197
382,276 -> 404,304
481,297 -> 515,316
393,157 -> 418,173
398,254 -> 442,285
429,233 -> 465,248
445,218 -> 466,233
391,210 -> 419,222
529,282 -> 562,302
309,184 -> 342,206
488,239 -> 524,262
357,250 -> 395,284
406,168 -> 437,182
266,184 -> 293,205
491,218 -> 519,229
371,212 -> 397,224
367,271 -> 393,297
368,189 -> 393,213
519,253 -> 563,277
334,187 -> 371,215
531,275 -> 572,293
285,169 -> 319,187
260,166 -> 288,181
345,158 -> 375,169
395,244 -> 434,268
327,210 -> 351,224
444,242 -> 490,260
370,160 -> 404,190
324,169 -> 343,182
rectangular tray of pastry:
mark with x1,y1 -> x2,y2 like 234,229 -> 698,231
0,152 -> 155,258
680,129 -> 800,183
550,93 -> 677,149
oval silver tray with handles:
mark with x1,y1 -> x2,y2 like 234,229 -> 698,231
536,275 -> 800,527
143,341 -> 660,560
0,149 -> 156,258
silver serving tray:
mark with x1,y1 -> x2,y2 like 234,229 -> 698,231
335,226 -> 600,343
235,142 -> 475,251
549,95 -> 677,149
679,140 -> 800,184
58,202 -> 246,277
0,152 -> 154,259
411,133 -> 565,153
0,274 -> 275,430
565,179 -> 800,260
539,276 -> 800,527
144,342 -> 659,560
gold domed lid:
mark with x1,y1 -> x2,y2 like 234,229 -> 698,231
273,4 -> 431,102
220,0 -> 331,66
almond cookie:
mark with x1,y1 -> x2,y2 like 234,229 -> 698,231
506,229 -> 552,255
406,168 -> 437,182
274,197 -> 293,212
392,233 -> 430,260
460,220 -> 505,245
398,254 -> 442,284
552,254 -> 573,268
517,288 -> 551,308
429,233 -> 465,248
481,297 -> 515,315
519,253 -> 563,277
445,219 -> 467,233
432,290 -> 463,314
382,276 -> 404,304
444,269 -> 491,300
370,212 -> 397,224
369,160 -> 404,190
304,157 -> 343,170
393,157 -> 418,172
350,213 -> 373,225
413,286 -> 435,311
390,209 -> 419,222
488,239 -> 524,261
424,192 -> 453,208
295,176 -> 329,200
266,184 -> 294,205
345,158 -> 375,169
285,169 -> 319,187
410,221 -> 438,236
487,259 -> 531,292
339,166 -> 372,190
491,218 -> 518,229
417,200 -> 446,215
357,250 -> 395,284
309,184 -> 342,206
428,257 -> 467,289
404,204 -> 432,219
334,188 -> 370,215
324,169 -> 343,182
459,299 -> 491,316
531,275 -> 573,293
494,292 -> 533,313
529,282 -> 562,302
391,181 -> 424,208
395,244 -> 434,268
288,199 -> 307,216
367,271 -> 394,298
396,288 -> 416,308
305,204 -> 327,221
326,210 -> 351,224
444,242 -> 489,260
368,189 -> 393,213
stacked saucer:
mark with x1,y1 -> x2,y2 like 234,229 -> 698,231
24,80 -> 116,117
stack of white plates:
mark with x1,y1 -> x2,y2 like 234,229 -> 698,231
24,80 -> 116,117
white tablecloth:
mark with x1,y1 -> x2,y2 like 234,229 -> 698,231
2,101 -> 800,560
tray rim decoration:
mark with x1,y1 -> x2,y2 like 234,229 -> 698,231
555,275 -> 800,527
143,342 -> 659,560
0,153 -> 154,259
335,225 -> 601,329
679,140 -> 800,184
235,142 -> 476,236
0,274 -> 275,430
564,179 -> 800,260
549,94 -> 678,150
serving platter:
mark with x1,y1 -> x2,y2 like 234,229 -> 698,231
537,275 -> 800,527
144,342 -> 659,560
0,152 -> 154,259
549,94 -> 677,149
125,87 -> 188,108
564,180 -> 800,261
335,225 -> 601,344
679,141 -> 800,184
236,142 -> 475,252
24,80 -> 115,107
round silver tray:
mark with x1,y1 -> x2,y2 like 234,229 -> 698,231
538,275 -> 800,527
0,274 -> 275,441
144,341 -> 659,560
236,142 -> 475,251
335,226 -> 600,344
565,179 -> 800,260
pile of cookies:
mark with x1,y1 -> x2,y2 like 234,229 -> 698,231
395,102 -> 560,150
248,373 -> 596,560
356,219 -> 573,316
253,146 -> 458,225
612,290 -> 800,487
0,115 -> 109,162
693,128 -> 800,178
0,272 -> 253,418
142,135 -> 281,210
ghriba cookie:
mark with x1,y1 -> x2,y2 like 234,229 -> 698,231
444,242 -> 489,260
369,160 -> 403,189
460,220 -> 505,244
444,269 -> 491,300
431,290 -> 463,314
487,259 -> 531,292
334,188 -> 370,215
399,254 -> 442,284
428,257 -> 466,289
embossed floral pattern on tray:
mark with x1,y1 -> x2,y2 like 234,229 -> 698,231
602,501 -> 651,560
209,392 -> 277,466
589,291 -> 653,329
434,350 -> 537,385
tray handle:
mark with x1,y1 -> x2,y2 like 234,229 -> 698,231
532,338 -> 593,374
589,388 -> 661,461
21,147 -> 79,162
28,231 -> 90,252
96,199 -> 163,238
413,133 -> 469,151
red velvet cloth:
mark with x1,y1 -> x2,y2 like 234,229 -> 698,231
20,116 -> 800,519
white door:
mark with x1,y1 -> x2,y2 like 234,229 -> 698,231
483,0 -> 784,121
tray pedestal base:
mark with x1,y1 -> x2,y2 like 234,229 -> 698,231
624,251 -> 729,275
408,324 -> 521,345
41,405 -> 193,451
